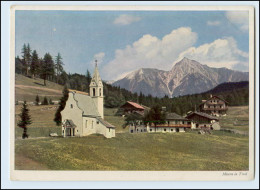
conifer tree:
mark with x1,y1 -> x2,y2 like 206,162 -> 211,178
31,50 -> 39,78
35,95 -> 40,106
17,101 -> 32,139
54,85 -> 69,126
41,53 -> 55,85
42,96 -> 49,105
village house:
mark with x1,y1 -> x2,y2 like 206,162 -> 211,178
199,95 -> 228,116
129,112 -> 192,133
118,101 -> 150,116
61,62 -> 116,138
186,111 -> 221,130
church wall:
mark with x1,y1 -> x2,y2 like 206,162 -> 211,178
61,93 -> 83,137
82,117 -> 98,136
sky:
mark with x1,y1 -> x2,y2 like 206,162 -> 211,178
15,10 -> 249,81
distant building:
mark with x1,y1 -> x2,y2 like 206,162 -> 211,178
61,62 -> 115,138
199,95 -> 228,116
129,112 -> 192,133
118,101 -> 149,116
186,111 -> 220,130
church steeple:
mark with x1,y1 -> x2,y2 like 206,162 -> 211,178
90,60 -> 104,118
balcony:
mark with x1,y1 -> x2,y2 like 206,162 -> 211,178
201,107 -> 228,111
152,124 -> 191,128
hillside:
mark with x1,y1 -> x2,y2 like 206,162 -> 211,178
15,74 -> 63,102
113,57 -> 249,97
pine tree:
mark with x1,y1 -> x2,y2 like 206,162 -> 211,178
42,96 -> 49,105
41,53 -> 55,85
143,105 -> 165,132
31,50 -> 39,78
17,101 -> 32,139
54,85 -> 69,126
55,53 -> 64,83
35,95 -> 40,106
49,98 -> 54,105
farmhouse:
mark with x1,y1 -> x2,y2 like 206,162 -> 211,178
129,112 -> 192,133
118,101 -> 149,116
199,95 -> 228,116
61,62 -> 115,138
186,111 -> 220,130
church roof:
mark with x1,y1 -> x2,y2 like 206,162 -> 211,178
90,62 -> 103,87
97,118 -> 116,128
72,92 -> 101,117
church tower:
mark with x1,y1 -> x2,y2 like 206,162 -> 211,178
90,60 -> 104,118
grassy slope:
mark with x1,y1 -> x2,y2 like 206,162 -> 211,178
219,106 -> 249,132
15,105 -> 249,170
14,74 -> 249,170
15,74 -> 63,102
15,132 -> 248,171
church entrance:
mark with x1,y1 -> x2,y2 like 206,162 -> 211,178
63,120 -> 77,137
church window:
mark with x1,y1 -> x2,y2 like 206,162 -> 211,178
85,120 -> 88,128
99,88 -> 101,96
93,88 -> 95,96
71,104 -> 73,108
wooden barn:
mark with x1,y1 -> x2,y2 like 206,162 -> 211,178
199,95 -> 228,116
118,101 -> 149,116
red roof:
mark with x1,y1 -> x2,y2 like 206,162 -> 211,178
126,101 -> 145,110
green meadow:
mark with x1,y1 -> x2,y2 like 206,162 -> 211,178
15,105 -> 249,171
15,132 -> 248,170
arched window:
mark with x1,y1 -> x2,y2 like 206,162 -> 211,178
71,104 -> 73,108
93,88 -> 95,96
99,88 -> 101,96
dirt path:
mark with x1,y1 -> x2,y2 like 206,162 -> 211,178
15,84 -> 62,94
15,153 -> 49,170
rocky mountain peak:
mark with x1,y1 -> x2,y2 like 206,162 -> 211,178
113,58 -> 249,98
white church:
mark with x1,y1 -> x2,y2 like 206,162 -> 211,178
61,62 -> 116,138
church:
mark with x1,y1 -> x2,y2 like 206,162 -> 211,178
61,62 -> 116,138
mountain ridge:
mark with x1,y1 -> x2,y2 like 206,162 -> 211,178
112,57 -> 249,97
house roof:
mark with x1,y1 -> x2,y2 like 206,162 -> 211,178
166,112 -> 189,121
71,91 -> 101,117
199,95 -> 228,107
123,101 -> 145,110
97,118 -> 116,128
186,111 -> 219,121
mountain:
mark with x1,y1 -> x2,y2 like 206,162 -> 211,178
204,81 -> 249,94
112,57 -> 249,97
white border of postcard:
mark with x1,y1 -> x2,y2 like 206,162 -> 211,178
10,5 -> 255,181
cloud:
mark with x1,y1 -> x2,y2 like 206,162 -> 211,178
207,20 -> 221,26
225,11 -> 249,31
102,27 -> 197,80
91,52 -> 105,68
113,14 -> 141,25
175,37 -> 248,70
